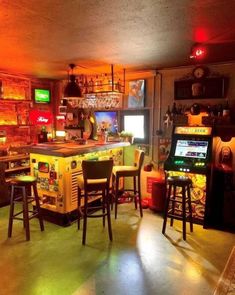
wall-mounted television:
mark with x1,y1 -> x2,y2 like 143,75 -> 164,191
120,109 -> 149,144
94,111 -> 118,133
34,88 -> 51,104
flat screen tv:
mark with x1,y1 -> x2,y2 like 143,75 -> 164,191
174,139 -> 209,159
34,88 -> 50,104
94,111 -> 118,133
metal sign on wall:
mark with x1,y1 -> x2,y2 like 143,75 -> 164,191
66,92 -> 123,109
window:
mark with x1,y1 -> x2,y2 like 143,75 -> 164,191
120,109 -> 149,144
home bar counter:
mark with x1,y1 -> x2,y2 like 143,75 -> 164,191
28,141 -> 129,225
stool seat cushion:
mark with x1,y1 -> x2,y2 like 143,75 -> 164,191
77,175 -> 107,189
167,176 -> 192,186
13,175 -> 37,183
112,165 -> 138,176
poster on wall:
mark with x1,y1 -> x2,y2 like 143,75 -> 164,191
158,138 -> 171,169
128,80 -> 145,108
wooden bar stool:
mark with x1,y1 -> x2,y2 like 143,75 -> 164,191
112,149 -> 145,219
8,175 -> 44,241
77,159 -> 113,245
162,175 -> 193,240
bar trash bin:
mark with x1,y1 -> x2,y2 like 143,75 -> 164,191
149,179 -> 166,212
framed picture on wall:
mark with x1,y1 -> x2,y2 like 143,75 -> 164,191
128,79 -> 145,108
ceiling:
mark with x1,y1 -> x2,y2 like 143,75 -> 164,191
1,0 -> 235,80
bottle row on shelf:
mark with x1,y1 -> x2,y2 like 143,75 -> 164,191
165,100 -> 231,118
75,74 -> 124,94
164,100 -> 232,126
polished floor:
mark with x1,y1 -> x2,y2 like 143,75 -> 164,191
0,203 -> 234,295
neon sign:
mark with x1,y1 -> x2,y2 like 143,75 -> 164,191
29,110 -> 52,125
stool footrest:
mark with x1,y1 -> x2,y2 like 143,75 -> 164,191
86,212 -> 109,218
167,208 -> 190,216
169,198 -> 190,204
167,213 -> 192,220
28,213 -> 40,220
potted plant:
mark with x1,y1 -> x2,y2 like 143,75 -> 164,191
107,131 -> 120,142
120,131 -> 134,144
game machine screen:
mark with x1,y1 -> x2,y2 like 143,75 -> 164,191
94,111 -> 118,134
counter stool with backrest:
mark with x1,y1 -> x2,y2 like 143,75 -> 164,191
8,175 -> 44,241
162,175 -> 193,240
112,149 -> 145,219
77,159 -> 113,245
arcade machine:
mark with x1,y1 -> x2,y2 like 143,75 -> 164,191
164,126 -> 213,225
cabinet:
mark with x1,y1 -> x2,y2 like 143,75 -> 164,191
0,154 -> 30,206
205,167 -> 235,230
174,77 -> 228,100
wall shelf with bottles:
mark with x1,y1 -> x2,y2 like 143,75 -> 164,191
63,64 -> 125,97
0,100 -> 30,126
84,65 -> 125,95
0,74 -> 31,101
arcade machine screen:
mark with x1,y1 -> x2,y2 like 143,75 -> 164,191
174,140 -> 208,159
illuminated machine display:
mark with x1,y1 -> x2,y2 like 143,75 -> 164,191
30,143 -> 126,224
164,126 -> 213,224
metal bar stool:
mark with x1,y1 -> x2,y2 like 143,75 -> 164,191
112,149 -> 145,219
77,159 -> 113,245
162,175 -> 193,240
8,175 -> 44,241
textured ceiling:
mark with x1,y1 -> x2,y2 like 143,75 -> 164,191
0,0 -> 235,79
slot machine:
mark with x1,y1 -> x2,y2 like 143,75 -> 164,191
164,126 -> 213,225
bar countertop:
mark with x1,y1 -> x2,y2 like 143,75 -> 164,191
27,141 -> 130,157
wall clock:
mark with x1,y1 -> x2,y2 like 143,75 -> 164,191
192,66 -> 208,79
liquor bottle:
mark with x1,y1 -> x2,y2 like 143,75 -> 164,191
116,79 -> 122,92
222,100 -> 230,123
103,73 -> 109,92
88,78 -> 94,93
171,102 -> 178,115
108,74 -> 114,92
223,100 -> 230,116
217,104 -> 223,117
0,81 -> 3,98
94,75 -> 99,92
83,77 -> 89,94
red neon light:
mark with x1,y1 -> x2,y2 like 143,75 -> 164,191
29,110 -> 53,125
195,48 -> 205,57
190,44 -> 206,59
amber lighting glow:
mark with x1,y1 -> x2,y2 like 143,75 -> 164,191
175,126 -> 212,136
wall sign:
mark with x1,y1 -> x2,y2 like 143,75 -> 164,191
29,110 -> 53,125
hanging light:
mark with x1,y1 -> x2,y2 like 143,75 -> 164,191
64,64 -> 82,99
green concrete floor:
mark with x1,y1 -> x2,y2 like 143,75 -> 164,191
0,203 -> 234,295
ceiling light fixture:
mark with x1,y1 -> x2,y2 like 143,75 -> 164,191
190,44 -> 207,60
63,63 -> 82,99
